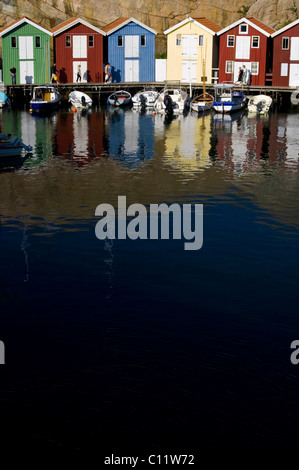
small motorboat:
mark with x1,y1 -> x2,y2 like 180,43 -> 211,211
213,83 -> 247,113
132,88 -> 158,108
107,90 -> 132,107
0,133 -> 32,158
0,91 -> 10,108
191,93 -> 213,113
69,90 -> 92,109
30,86 -> 61,113
154,86 -> 188,114
248,94 -> 272,114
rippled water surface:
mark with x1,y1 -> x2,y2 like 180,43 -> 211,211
0,106 -> 299,451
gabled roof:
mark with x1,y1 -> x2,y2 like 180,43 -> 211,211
0,16 -> 52,37
51,17 -> 105,35
272,18 -> 299,37
102,17 -> 157,35
164,17 -> 222,35
217,16 -> 275,37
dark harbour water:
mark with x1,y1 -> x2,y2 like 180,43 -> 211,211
0,106 -> 299,452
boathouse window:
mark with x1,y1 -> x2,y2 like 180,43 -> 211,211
141,35 -> 146,46
118,36 -> 123,47
89,35 -> 94,47
225,60 -> 233,73
199,35 -> 204,46
251,62 -> 259,75
282,37 -> 289,50
66,35 -> 71,47
35,36 -> 41,48
281,63 -> 288,76
252,36 -> 259,48
11,36 -> 17,48
239,24 -> 248,34
227,35 -> 234,47
176,34 -> 181,46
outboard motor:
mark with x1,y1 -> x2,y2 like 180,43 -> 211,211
139,94 -> 147,108
184,95 -> 191,110
164,94 -> 174,115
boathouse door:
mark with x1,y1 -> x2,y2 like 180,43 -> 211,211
182,61 -> 197,82
289,64 -> 299,86
73,61 -> 88,82
125,59 -> 139,81
235,36 -> 250,60
125,36 -> 139,57
19,60 -> 34,84
182,35 -> 197,58
233,61 -> 251,82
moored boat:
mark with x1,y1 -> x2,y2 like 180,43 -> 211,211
154,86 -> 188,114
30,86 -> 61,113
0,133 -> 32,157
191,93 -> 213,113
69,90 -> 92,109
107,90 -> 132,107
248,94 -> 272,114
0,91 -> 10,108
213,83 -> 247,113
132,88 -> 158,108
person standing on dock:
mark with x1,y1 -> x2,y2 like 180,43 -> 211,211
107,63 -> 112,83
10,65 -> 16,85
51,63 -> 58,83
76,64 -> 82,82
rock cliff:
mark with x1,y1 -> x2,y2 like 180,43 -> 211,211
1,0 -> 299,55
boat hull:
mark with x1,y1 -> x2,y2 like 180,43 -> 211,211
30,98 -> 61,113
212,100 -> 246,113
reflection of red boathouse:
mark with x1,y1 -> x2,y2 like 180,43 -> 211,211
56,111 -> 105,166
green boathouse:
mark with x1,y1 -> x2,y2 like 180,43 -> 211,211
0,17 -> 52,85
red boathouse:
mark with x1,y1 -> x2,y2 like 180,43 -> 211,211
51,17 -> 105,83
272,19 -> 299,87
217,17 -> 275,86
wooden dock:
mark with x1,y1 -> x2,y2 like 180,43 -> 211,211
3,81 -> 299,106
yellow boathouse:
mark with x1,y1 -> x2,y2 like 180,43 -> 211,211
164,17 -> 221,84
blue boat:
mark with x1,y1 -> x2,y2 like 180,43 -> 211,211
213,83 -> 247,113
0,91 -> 10,108
30,86 -> 61,113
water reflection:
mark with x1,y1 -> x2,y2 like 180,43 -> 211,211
107,107 -> 155,168
1,107 -> 298,177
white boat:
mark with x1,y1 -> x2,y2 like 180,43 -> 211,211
107,90 -> 132,107
69,90 -> 92,109
248,94 -> 272,114
30,86 -> 61,113
132,88 -> 158,107
0,133 -> 32,158
154,86 -> 188,114
0,91 -> 10,108
213,83 -> 247,113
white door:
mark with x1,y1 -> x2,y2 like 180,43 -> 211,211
125,36 -> 139,58
290,37 -> 299,60
289,64 -> 299,86
19,36 -> 33,59
182,35 -> 197,58
182,61 -> 197,82
235,36 -> 250,60
73,61 -> 88,82
73,36 -> 87,58
125,60 -> 139,81
233,61 -> 251,82
20,61 -> 34,84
